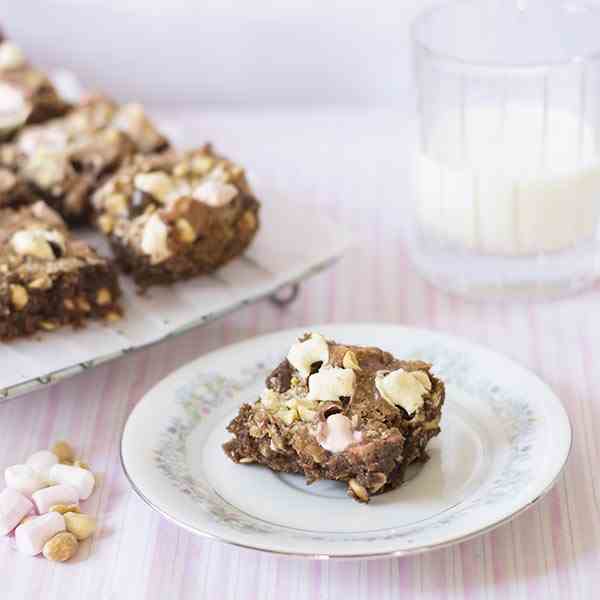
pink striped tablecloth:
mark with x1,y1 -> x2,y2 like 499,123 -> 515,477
1,109 -> 598,599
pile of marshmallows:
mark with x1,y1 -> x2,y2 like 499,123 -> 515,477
0,441 -> 97,562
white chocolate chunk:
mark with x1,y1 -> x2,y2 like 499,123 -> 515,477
192,180 -> 238,207
134,172 -> 174,202
10,228 -> 65,260
319,414 -> 358,453
141,213 -> 172,264
306,367 -> 356,402
26,450 -> 59,480
0,488 -> 33,536
5,464 -> 47,497
32,484 -> 79,514
375,369 -> 428,415
287,333 -> 329,379
0,42 -> 25,70
0,82 -> 30,130
15,512 -> 65,556
49,464 -> 95,500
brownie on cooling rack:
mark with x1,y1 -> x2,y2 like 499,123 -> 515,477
91,145 -> 260,289
0,201 -> 121,340
0,96 -> 168,223
223,333 -> 445,503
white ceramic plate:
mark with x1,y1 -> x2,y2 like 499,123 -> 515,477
120,323 -> 572,559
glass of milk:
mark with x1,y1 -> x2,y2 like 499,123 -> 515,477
410,0 -> 600,301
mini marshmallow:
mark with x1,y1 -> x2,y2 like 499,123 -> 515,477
26,450 -> 58,480
0,488 -> 33,536
32,484 -> 79,514
306,367 -> 356,402
5,464 -> 47,497
15,512 -> 65,556
318,413 -> 361,453
49,464 -> 95,500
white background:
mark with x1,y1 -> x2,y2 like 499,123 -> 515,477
3,0 -> 434,107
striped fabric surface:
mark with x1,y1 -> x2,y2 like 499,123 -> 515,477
0,109 -> 597,599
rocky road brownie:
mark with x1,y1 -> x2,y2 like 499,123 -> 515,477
91,145 -> 260,288
223,333 -> 445,503
0,40 -> 69,139
0,201 -> 121,340
2,96 -> 167,222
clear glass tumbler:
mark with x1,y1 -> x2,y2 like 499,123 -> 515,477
410,0 -> 600,301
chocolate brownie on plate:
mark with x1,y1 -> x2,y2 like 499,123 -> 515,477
223,333 -> 445,503
0,201 -> 121,340
91,145 -> 260,288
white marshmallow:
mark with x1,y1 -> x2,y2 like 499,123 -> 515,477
287,333 -> 330,379
375,368 -> 428,415
15,512 -> 65,556
49,464 -> 95,500
0,488 -> 33,536
306,367 -> 356,402
192,180 -> 238,207
5,464 -> 47,497
141,213 -> 171,264
318,413 -> 361,453
32,484 -> 79,514
26,450 -> 58,480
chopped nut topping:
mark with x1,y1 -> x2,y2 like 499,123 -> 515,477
342,351 -> 361,371
51,441 -> 75,463
95,288 -> 112,306
9,284 -> 28,310
64,512 -> 96,541
348,479 -> 369,503
175,218 -> 196,243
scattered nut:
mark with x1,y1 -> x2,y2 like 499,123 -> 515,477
52,441 -> 75,463
105,311 -> 121,322
9,284 -> 28,310
64,512 -> 96,541
175,218 -> 196,243
238,457 -> 255,464
73,460 -> 90,470
348,479 -> 369,503
39,320 -> 58,331
42,531 -> 78,562
63,298 -> 75,310
369,472 -> 387,493
342,351 -> 361,371
95,288 -> 112,306
239,210 -> 257,234
50,504 -> 80,515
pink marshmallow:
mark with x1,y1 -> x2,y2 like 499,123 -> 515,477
0,488 -> 33,536
26,450 -> 58,480
4,464 -> 47,498
15,512 -> 65,555
31,484 -> 79,514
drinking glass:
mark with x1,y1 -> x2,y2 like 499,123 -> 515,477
410,0 -> 600,300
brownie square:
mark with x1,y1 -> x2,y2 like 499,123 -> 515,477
91,145 -> 260,288
0,201 -> 121,340
223,333 -> 445,503
3,96 -> 168,223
